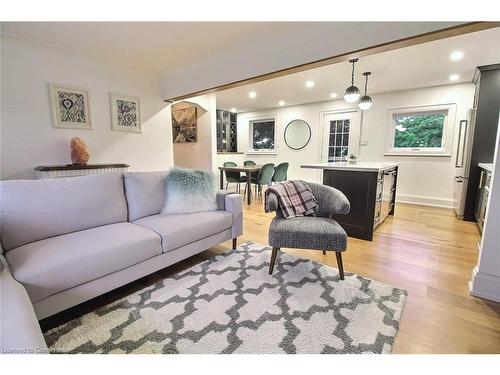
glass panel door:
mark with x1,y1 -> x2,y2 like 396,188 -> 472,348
321,110 -> 361,163
328,119 -> 350,162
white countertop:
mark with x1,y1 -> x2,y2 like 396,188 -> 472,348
301,162 -> 399,172
478,163 -> 494,172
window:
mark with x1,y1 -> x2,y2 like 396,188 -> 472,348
250,118 -> 276,152
328,119 -> 350,162
385,104 -> 455,156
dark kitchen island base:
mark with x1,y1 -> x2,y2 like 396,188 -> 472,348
322,167 -> 398,241
301,162 -> 399,241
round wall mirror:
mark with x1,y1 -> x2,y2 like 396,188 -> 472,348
284,119 -> 311,150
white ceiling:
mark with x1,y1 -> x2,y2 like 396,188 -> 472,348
0,22 -> 366,75
1,21 -> 464,99
216,27 -> 500,113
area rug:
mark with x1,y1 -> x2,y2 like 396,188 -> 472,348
44,241 -> 407,354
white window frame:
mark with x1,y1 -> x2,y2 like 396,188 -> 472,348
385,104 -> 456,156
248,115 -> 277,153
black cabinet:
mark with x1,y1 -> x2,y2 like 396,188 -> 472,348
323,166 -> 398,241
463,64 -> 500,222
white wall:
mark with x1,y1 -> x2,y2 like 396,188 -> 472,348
1,36 -> 174,180
236,83 -> 474,207
172,94 -> 217,172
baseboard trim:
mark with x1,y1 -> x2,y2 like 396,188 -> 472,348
396,194 -> 454,208
469,266 -> 500,303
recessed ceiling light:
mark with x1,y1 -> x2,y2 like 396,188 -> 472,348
249,91 -> 257,98
449,74 -> 460,81
330,92 -> 338,98
450,51 -> 464,61
278,100 -> 285,106
305,80 -> 315,88
230,108 -> 237,113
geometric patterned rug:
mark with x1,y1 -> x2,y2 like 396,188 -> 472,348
44,241 -> 407,354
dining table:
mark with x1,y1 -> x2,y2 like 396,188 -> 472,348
218,165 -> 261,205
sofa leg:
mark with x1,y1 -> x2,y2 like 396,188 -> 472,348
269,247 -> 279,275
335,252 -> 345,280
232,238 -> 237,249
322,250 -> 326,255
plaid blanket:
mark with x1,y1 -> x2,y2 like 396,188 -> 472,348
264,180 -> 318,218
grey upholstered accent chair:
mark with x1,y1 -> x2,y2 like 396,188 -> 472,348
266,182 -> 350,279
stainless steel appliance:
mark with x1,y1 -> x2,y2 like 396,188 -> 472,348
454,108 -> 477,219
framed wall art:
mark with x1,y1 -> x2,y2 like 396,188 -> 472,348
172,107 -> 197,143
110,93 -> 142,133
49,83 -> 92,129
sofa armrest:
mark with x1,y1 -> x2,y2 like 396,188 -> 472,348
216,190 -> 235,211
0,254 -> 48,354
224,194 -> 243,238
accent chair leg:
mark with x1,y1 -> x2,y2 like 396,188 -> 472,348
335,251 -> 345,280
269,247 -> 280,275
232,238 -> 237,249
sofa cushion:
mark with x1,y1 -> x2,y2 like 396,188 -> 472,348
123,171 -> 169,222
134,211 -> 233,253
161,168 -> 218,215
5,222 -> 162,302
0,173 -> 128,252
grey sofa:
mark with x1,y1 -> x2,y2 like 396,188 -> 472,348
0,171 -> 243,353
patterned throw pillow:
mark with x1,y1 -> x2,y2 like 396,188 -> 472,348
161,167 -> 218,214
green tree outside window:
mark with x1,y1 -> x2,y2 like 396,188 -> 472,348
393,112 -> 445,148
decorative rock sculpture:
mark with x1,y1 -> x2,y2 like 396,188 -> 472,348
70,137 -> 90,165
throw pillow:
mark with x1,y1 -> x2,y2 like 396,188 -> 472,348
161,167 -> 218,214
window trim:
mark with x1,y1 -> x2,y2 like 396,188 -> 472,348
248,115 -> 277,153
384,104 -> 456,157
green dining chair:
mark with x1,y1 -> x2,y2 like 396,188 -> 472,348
272,162 -> 289,183
223,161 -> 245,193
243,159 -> 259,185
252,163 -> 275,201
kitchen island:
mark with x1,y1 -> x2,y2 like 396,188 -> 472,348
301,162 -> 399,241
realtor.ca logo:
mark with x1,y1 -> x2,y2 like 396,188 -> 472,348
1,347 -> 49,354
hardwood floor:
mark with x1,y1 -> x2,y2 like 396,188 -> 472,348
41,200 -> 500,353
208,201 -> 500,354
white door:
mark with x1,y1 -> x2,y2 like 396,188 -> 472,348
321,110 -> 361,162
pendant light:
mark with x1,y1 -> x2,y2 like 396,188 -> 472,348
358,72 -> 373,111
344,58 -> 360,103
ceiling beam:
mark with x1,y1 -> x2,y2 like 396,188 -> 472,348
164,22 -> 500,103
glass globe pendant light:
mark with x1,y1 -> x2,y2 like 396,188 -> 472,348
358,72 -> 373,111
344,58 -> 360,103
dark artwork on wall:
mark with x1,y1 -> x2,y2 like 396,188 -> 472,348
172,107 -> 198,143
116,100 -> 138,128
58,91 -> 87,123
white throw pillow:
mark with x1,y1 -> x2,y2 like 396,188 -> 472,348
161,167 -> 218,214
